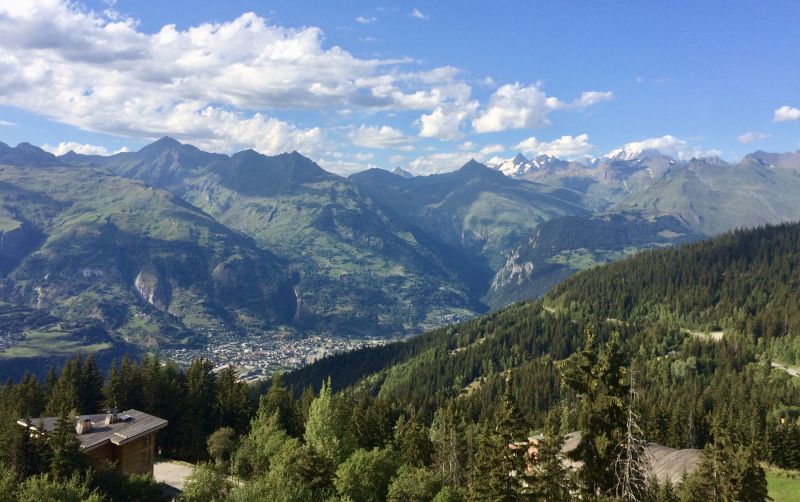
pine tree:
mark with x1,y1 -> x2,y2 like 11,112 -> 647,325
78,353 -> 104,413
260,372 -> 296,435
46,357 -> 80,415
17,372 -> 44,419
468,371 -> 529,501
559,325 -> 629,497
215,366 -> 251,433
682,432 -> 769,502
48,407 -> 84,481
184,358 -> 216,461
394,414 -> 434,467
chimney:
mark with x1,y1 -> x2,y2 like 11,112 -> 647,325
76,418 -> 93,435
105,408 -> 118,425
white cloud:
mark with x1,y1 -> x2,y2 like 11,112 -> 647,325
570,91 -> 613,109
607,135 -> 719,160
355,16 -> 376,24
0,119 -> 14,126
410,8 -> 428,20
515,134 -> 594,160
404,143 -> 504,175
407,151 -> 474,174
737,131 -> 768,144
317,155 -> 378,176
478,144 -> 505,156
0,1 -> 473,154
472,83 -> 562,133
472,83 -> 612,133
774,105 -> 800,122
418,102 -> 478,140
41,141 -> 127,156
350,125 -> 414,149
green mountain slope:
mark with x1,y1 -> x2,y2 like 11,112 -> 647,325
0,161 -> 296,351
188,151 -> 484,334
484,212 -> 701,307
86,136 -> 227,194
86,140 -> 485,335
349,161 -> 589,269
619,157 -> 800,235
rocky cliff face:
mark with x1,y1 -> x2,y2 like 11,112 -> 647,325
134,264 -> 170,311
490,247 -> 535,293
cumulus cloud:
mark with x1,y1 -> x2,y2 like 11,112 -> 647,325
472,84 -> 563,133
418,102 -> 478,140
350,125 -> 415,149
355,16 -> 376,24
0,1 -> 471,154
774,105 -> 800,122
471,84 -> 612,133
41,141 -> 127,156
515,134 -> 594,160
737,131 -> 768,144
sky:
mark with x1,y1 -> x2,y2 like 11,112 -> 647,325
0,0 -> 798,175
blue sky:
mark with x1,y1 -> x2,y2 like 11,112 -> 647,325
0,0 -> 798,174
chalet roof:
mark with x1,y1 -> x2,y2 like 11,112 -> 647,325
17,409 -> 168,452
559,431 -> 700,484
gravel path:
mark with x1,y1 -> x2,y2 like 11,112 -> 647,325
154,460 -> 195,492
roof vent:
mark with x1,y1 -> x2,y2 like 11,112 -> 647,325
76,418 -> 93,435
105,409 -> 118,425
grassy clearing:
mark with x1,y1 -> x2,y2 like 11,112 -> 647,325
0,328 -> 112,359
766,469 -> 800,501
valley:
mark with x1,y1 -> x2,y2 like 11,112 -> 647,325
1,139 -> 800,379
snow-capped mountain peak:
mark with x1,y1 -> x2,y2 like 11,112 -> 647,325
604,145 -> 670,162
493,152 -> 564,177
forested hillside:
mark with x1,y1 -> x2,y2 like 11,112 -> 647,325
275,222 -> 800,499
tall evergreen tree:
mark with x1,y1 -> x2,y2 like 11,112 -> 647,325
78,353 -> 104,413
184,359 -> 217,461
260,373 -> 296,436
215,366 -> 251,434
468,371 -> 530,501
560,325 -> 629,497
48,408 -> 84,481
393,414 -> 434,467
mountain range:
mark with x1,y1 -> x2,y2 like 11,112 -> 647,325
1,138 -> 799,370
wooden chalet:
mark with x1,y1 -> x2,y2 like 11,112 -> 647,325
18,409 -> 168,476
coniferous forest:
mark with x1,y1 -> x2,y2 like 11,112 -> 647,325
1,223 -> 799,500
